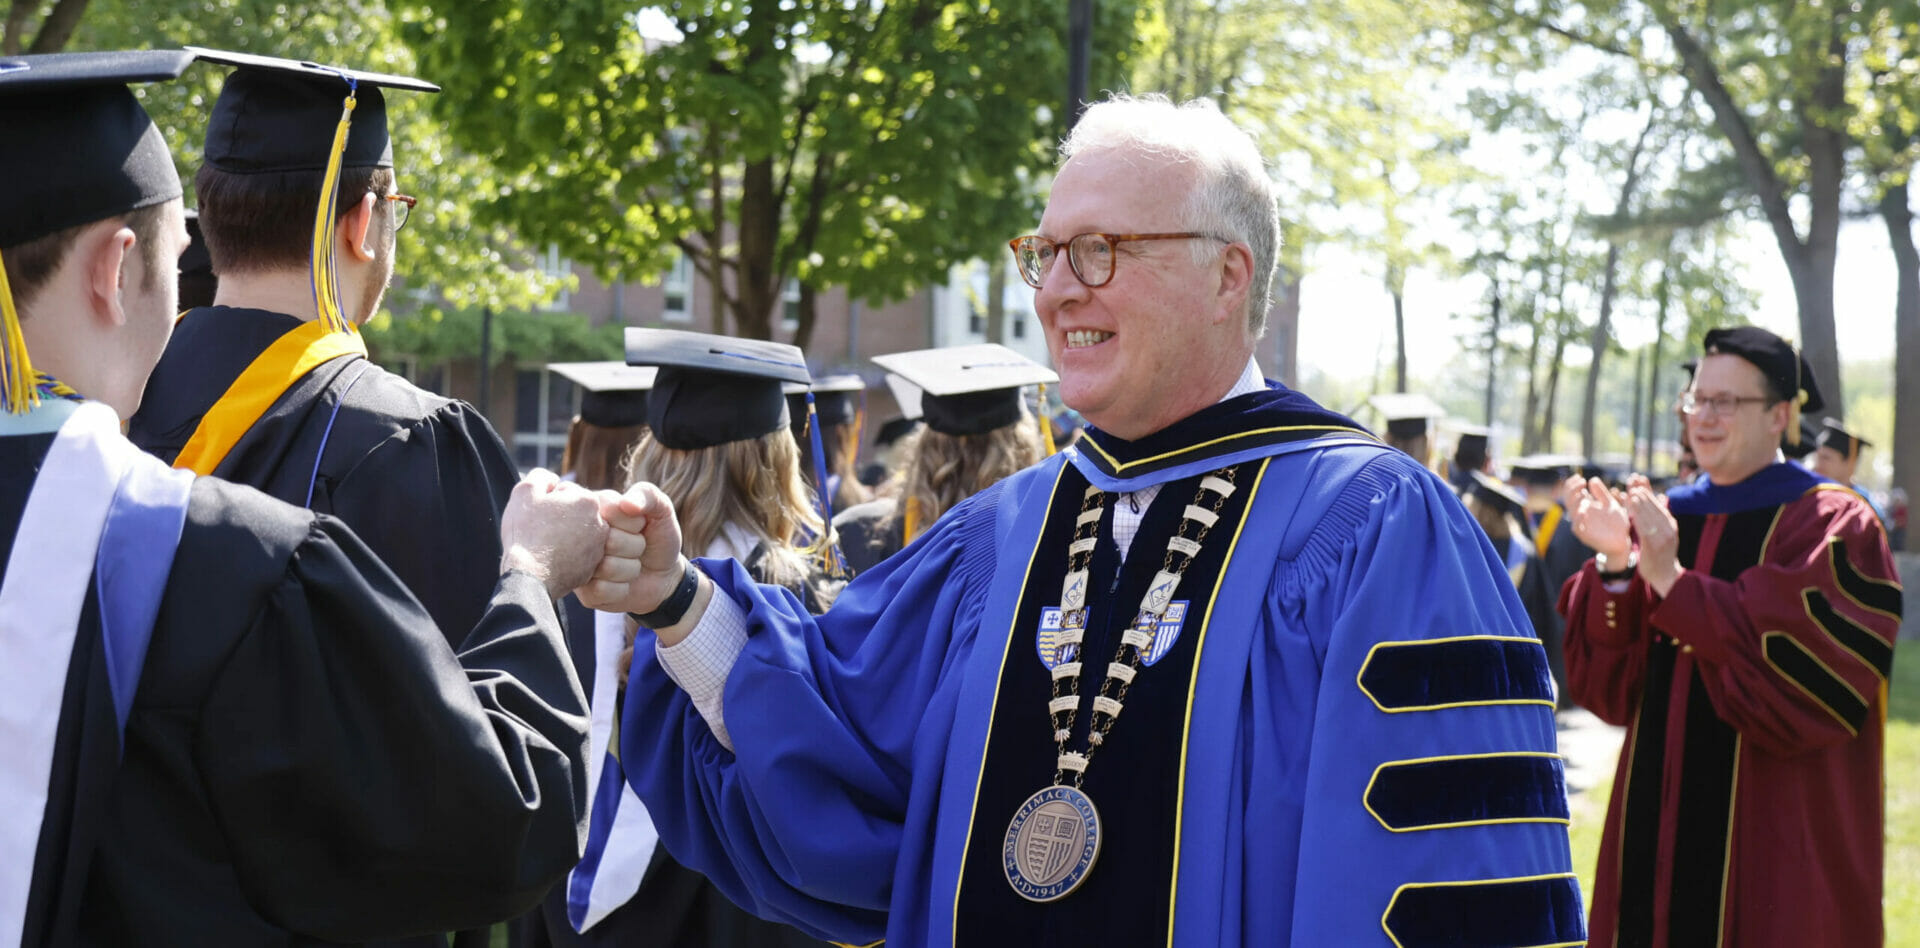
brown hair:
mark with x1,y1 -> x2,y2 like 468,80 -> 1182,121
2,204 -> 173,307
562,419 -> 646,493
885,416 -> 1044,535
193,164 -> 393,275
1463,493 -> 1515,546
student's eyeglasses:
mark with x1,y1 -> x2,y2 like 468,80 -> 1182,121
383,193 -> 418,231
1006,232 -> 1224,289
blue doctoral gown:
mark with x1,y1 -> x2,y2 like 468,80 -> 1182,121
622,386 -> 1584,947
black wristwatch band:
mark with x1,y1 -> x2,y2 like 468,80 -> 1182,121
631,560 -> 700,628
1597,552 -> 1637,583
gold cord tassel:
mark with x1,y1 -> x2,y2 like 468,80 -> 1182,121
0,248 -> 37,414
311,85 -> 359,335
1037,382 -> 1057,456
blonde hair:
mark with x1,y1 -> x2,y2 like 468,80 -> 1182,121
886,416 -> 1045,537
625,428 -> 826,590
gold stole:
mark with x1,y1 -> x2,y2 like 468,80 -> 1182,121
171,319 -> 367,475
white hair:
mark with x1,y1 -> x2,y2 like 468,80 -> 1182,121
1062,94 -> 1279,336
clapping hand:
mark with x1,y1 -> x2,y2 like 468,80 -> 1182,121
1621,474 -> 1684,597
1565,475 -> 1631,564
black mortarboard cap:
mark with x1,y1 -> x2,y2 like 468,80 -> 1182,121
193,47 -> 438,174
549,361 -> 656,429
1680,359 -> 1698,381
625,327 -> 811,450
1814,417 -> 1870,462
872,344 -> 1057,437
178,209 -> 216,309
1454,424 -> 1491,464
0,50 -> 192,248
1369,393 -> 1444,440
1509,453 -> 1580,486
1468,470 -> 1527,519
1701,326 -> 1824,415
788,374 -> 863,434
875,416 -> 921,446
0,49 -> 193,413
1780,416 -> 1820,460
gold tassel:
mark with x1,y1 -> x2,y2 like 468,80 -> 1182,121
310,84 -> 359,335
1037,382 -> 1057,456
0,248 -> 37,414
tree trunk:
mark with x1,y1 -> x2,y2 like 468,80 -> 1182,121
1520,308 -> 1543,455
3,0 -> 31,55
1541,323 -> 1572,453
1629,348 -> 1646,471
1659,9 -> 1848,415
1581,239 -> 1621,460
1271,265 -> 1302,388
733,156 -> 781,340
1885,180 -> 1919,551
985,263 -> 1007,345
1390,267 -> 1408,393
1484,288 -> 1500,426
792,282 -> 819,353
25,0 -> 89,53
1644,259 -> 1671,473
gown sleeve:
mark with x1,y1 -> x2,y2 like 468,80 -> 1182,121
1285,462 -> 1582,947
620,488 -> 1002,944
1560,564 -> 1658,727
193,515 -> 590,941
1651,493 -> 1901,755
325,400 -> 522,649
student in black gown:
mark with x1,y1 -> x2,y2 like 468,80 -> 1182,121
0,50 -> 606,947
833,343 -> 1052,575
536,329 -> 832,948
127,50 -> 520,650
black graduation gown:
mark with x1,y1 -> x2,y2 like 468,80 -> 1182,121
1517,505 -> 1592,709
128,305 -> 521,648
830,497 -> 903,577
512,544 -> 829,948
2,429 -> 590,947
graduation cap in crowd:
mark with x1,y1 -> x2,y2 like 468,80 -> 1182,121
547,361 -> 657,429
787,373 -> 863,438
872,344 -> 1058,440
1367,392 -> 1446,440
624,327 -> 812,451
1454,424 -> 1492,467
1509,454 -> 1581,487
874,416 -> 920,446
1815,417 -> 1871,464
1782,416 -> 1821,460
178,210 -> 216,310
0,49 -> 195,413
1700,325 -> 1824,446
191,47 -> 438,334
1467,469 -> 1528,521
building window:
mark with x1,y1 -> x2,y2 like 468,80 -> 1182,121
968,303 -> 985,336
781,277 -> 802,332
663,251 -> 693,322
1012,311 -> 1027,339
512,367 -> 578,471
538,243 -> 572,312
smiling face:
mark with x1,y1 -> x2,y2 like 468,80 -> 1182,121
1686,353 -> 1788,485
1031,147 -> 1256,441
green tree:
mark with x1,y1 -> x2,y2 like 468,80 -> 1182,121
71,0 -> 566,321
403,0 -> 1142,345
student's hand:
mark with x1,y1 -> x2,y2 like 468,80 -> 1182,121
1566,475 -> 1632,564
499,469 -> 611,599
578,483 -> 690,610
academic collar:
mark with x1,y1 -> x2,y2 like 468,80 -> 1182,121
1065,380 -> 1375,493
1667,461 -> 1829,516
0,394 -> 83,436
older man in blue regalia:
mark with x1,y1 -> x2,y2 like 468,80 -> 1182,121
584,95 -> 1583,947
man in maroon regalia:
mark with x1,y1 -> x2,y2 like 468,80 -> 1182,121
1561,325 -> 1901,947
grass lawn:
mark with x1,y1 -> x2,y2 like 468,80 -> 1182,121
1568,644 -> 1920,944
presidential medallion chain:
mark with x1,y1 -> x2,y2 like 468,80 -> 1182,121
1004,465 -> 1239,903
